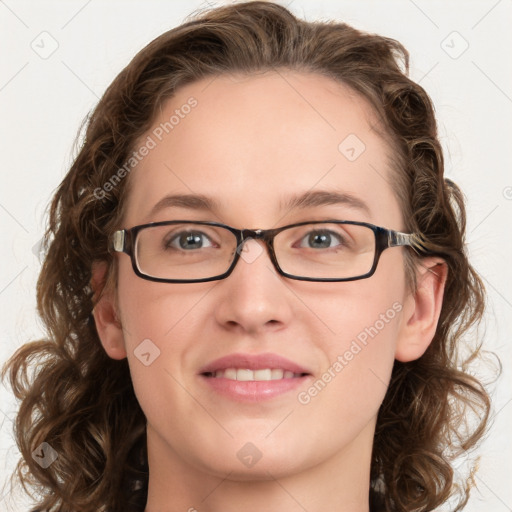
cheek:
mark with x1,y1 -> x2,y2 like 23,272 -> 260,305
315,302 -> 402,407
116,261 -> 208,345
306,253 -> 406,351
114,269 -> 198,405
305,290 -> 403,399
292,298 -> 403,461
297,259 -> 406,414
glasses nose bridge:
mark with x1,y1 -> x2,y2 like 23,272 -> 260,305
239,227 -> 274,247
236,227 -> 277,264
240,227 -> 263,239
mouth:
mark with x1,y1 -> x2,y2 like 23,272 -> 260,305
202,368 -> 309,381
198,353 -> 312,402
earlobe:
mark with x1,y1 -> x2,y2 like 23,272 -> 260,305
91,261 -> 127,360
395,257 -> 448,362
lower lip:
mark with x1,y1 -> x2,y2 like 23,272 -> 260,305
200,374 -> 310,402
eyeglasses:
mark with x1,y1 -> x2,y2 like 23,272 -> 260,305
109,220 -> 423,283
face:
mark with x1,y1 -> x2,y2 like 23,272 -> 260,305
112,71 -> 413,481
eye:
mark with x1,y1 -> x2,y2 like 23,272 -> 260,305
164,230 -> 215,251
295,229 -> 347,250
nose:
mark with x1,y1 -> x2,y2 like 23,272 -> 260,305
212,237 -> 294,334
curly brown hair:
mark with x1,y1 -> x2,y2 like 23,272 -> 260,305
1,2 -> 492,511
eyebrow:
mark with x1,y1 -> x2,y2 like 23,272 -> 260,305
280,190 -> 371,216
147,189 -> 371,218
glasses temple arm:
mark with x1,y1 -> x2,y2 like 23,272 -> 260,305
388,230 -> 427,252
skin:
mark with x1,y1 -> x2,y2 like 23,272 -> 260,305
92,71 -> 447,511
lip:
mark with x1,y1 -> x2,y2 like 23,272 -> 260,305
198,352 -> 312,403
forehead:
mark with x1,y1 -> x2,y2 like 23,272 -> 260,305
123,70 -> 402,229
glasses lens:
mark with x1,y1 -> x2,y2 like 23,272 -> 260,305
135,223 -> 237,280
274,222 -> 376,279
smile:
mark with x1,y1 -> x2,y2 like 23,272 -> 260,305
203,368 -> 307,380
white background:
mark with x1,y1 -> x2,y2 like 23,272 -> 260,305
1,1 -> 511,510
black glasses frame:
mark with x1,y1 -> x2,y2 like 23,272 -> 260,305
109,219 -> 423,283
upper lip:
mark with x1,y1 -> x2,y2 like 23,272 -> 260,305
199,353 -> 311,375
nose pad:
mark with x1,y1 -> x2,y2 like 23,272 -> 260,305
236,236 -> 266,265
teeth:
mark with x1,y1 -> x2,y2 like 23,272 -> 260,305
212,368 -> 304,381
223,368 -> 236,380
254,369 -> 272,380
236,369 -> 254,381
271,369 -> 284,380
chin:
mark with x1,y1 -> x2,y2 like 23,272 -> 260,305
204,455 -> 303,481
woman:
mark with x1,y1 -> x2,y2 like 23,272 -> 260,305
1,2 -> 491,511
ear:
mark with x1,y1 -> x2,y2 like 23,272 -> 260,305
395,257 -> 448,362
91,261 -> 127,360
